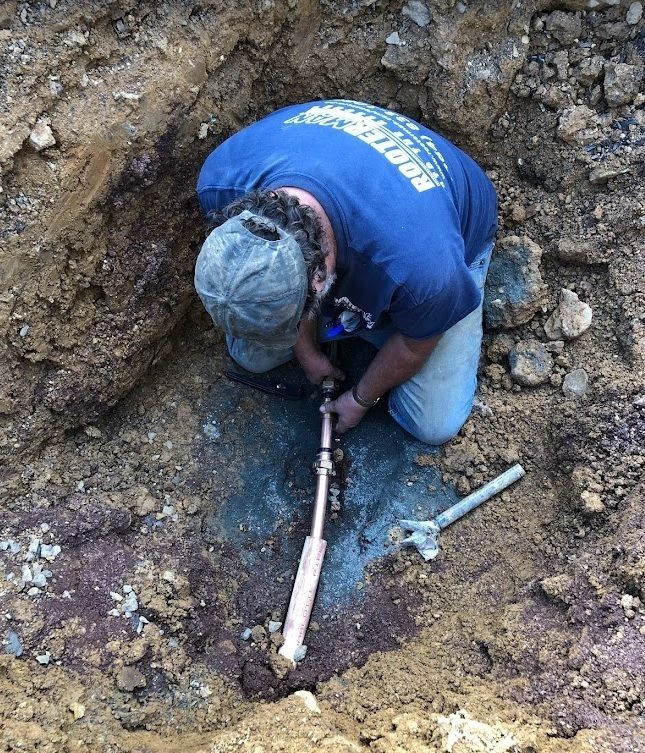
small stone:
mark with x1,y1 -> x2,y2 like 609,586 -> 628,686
69,702 -> 85,719
402,0 -> 431,26
385,31 -> 403,45
508,340 -> 553,387
36,653 -> 51,665
544,289 -> 592,340
19,325 -> 30,338
562,369 -> 588,398
581,490 -> 605,514
4,630 -> 23,657
483,236 -> 547,329
29,121 -> 56,151
40,544 -> 61,561
122,592 -> 138,614
544,340 -> 564,354
250,625 -> 266,644
620,594 -> 634,610
268,620 -> 282,634
116,666 -> 146,692
626,2 -> 643,24
589,163 -> 629,185
294,690 -> 322,714
240,628 -> 252,641
293,644 -> 307,662
545,10 -> 582,45
557,106 -> 598,146
604,62 -> 643,108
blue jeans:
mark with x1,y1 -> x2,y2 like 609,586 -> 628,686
226,241 -> 494,445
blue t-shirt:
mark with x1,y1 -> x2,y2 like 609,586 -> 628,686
197,100 -> 497,340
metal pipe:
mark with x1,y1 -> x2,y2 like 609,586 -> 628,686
435,463 -> 526,530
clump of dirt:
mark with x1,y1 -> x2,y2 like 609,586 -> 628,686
1,1 -> 644,752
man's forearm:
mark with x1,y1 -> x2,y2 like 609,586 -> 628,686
356,332 -> 440,402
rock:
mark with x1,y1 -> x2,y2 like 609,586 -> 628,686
36,653 -> 51,665
544,340 -> 564,354
545,10 -> 582,44
557,105 -> 599,145
544,289 -> 592,340
573,55 -> 604,86
436,710 -> 517,753
240,627 -> 252,641
508,340 -> 554,386
627,2 -> 643,24
402,0 -> 431,26
589,163 -> 629,185
487,334 -> 515,363
603,63 -> 644,107
556,238 -> 589,264
385,31 -> 403,46
39,544 -> 61,561
562,368 -> 589,398
4,630 -> 23,657
483,236 -> 547,329
268,620 -> 282,633
250,625 -> 266,644
293,644 -> 308,662
28,121 -> 56,151
69,702 -> 85,720
293,690 -> 321,714
116,666 -> 147,692
620,593 -> 634,610
581,490 -> 605,514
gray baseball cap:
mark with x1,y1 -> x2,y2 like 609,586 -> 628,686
194,210 -> 307,349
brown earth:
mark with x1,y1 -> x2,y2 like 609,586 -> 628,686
1,1 -> 644,752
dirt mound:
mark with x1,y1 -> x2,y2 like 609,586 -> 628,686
1,1 -> 644,751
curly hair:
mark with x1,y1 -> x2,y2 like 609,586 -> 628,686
206,189 -> 328,315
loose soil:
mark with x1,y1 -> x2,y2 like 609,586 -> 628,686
1,1 -> 644,752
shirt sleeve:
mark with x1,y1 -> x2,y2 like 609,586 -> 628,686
388,264 -> 482,340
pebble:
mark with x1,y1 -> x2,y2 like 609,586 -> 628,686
19,324 -> 30,337
293,690 -> 321,714
385,31 -> 404,46
116,665 -> 146,692
563,369 -> 589,398
544,289 -> 592,340
293,644 -> 308,662
40,544 -> 61,561
402,0 -> 431,26
240,628 -> 252,641
620,594 -> 634,610
626,1 -> 643,24
604,62 -> 643,108
5,630 -> 23,657
36,653 -> 51,665
69,702 -> 85,720
508,340 -> 554,386
268,620 -> 282,634
29,121 -> 56,151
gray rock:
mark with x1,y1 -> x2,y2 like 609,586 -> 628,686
484,236 -> 547,330
626,2 -> 643,25
508,340 -> 554,386
589,163 -> 630,185
604,62 -> 644,107
545,10 -> 582,44
36,653 -> 51,665
5,630 -> 23,657
573,55 -> 604,86
293,644 -> 308,662
557,106 -> 598,146
544,289 -> 592,340
240,628 -> 252,641
385,31 -> 403,46
268,620 -> 282,634
28,122 -> 56,151
563,368 -> 589,398
39,544 -> 61,561
402,0 -> 431,26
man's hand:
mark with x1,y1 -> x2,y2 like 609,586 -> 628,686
297,348 -> 345,385
320,389 -> 368,433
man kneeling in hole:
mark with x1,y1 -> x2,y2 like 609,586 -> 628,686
194,100 -> 497,444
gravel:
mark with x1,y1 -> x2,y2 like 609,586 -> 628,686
562,369 -> 589,398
